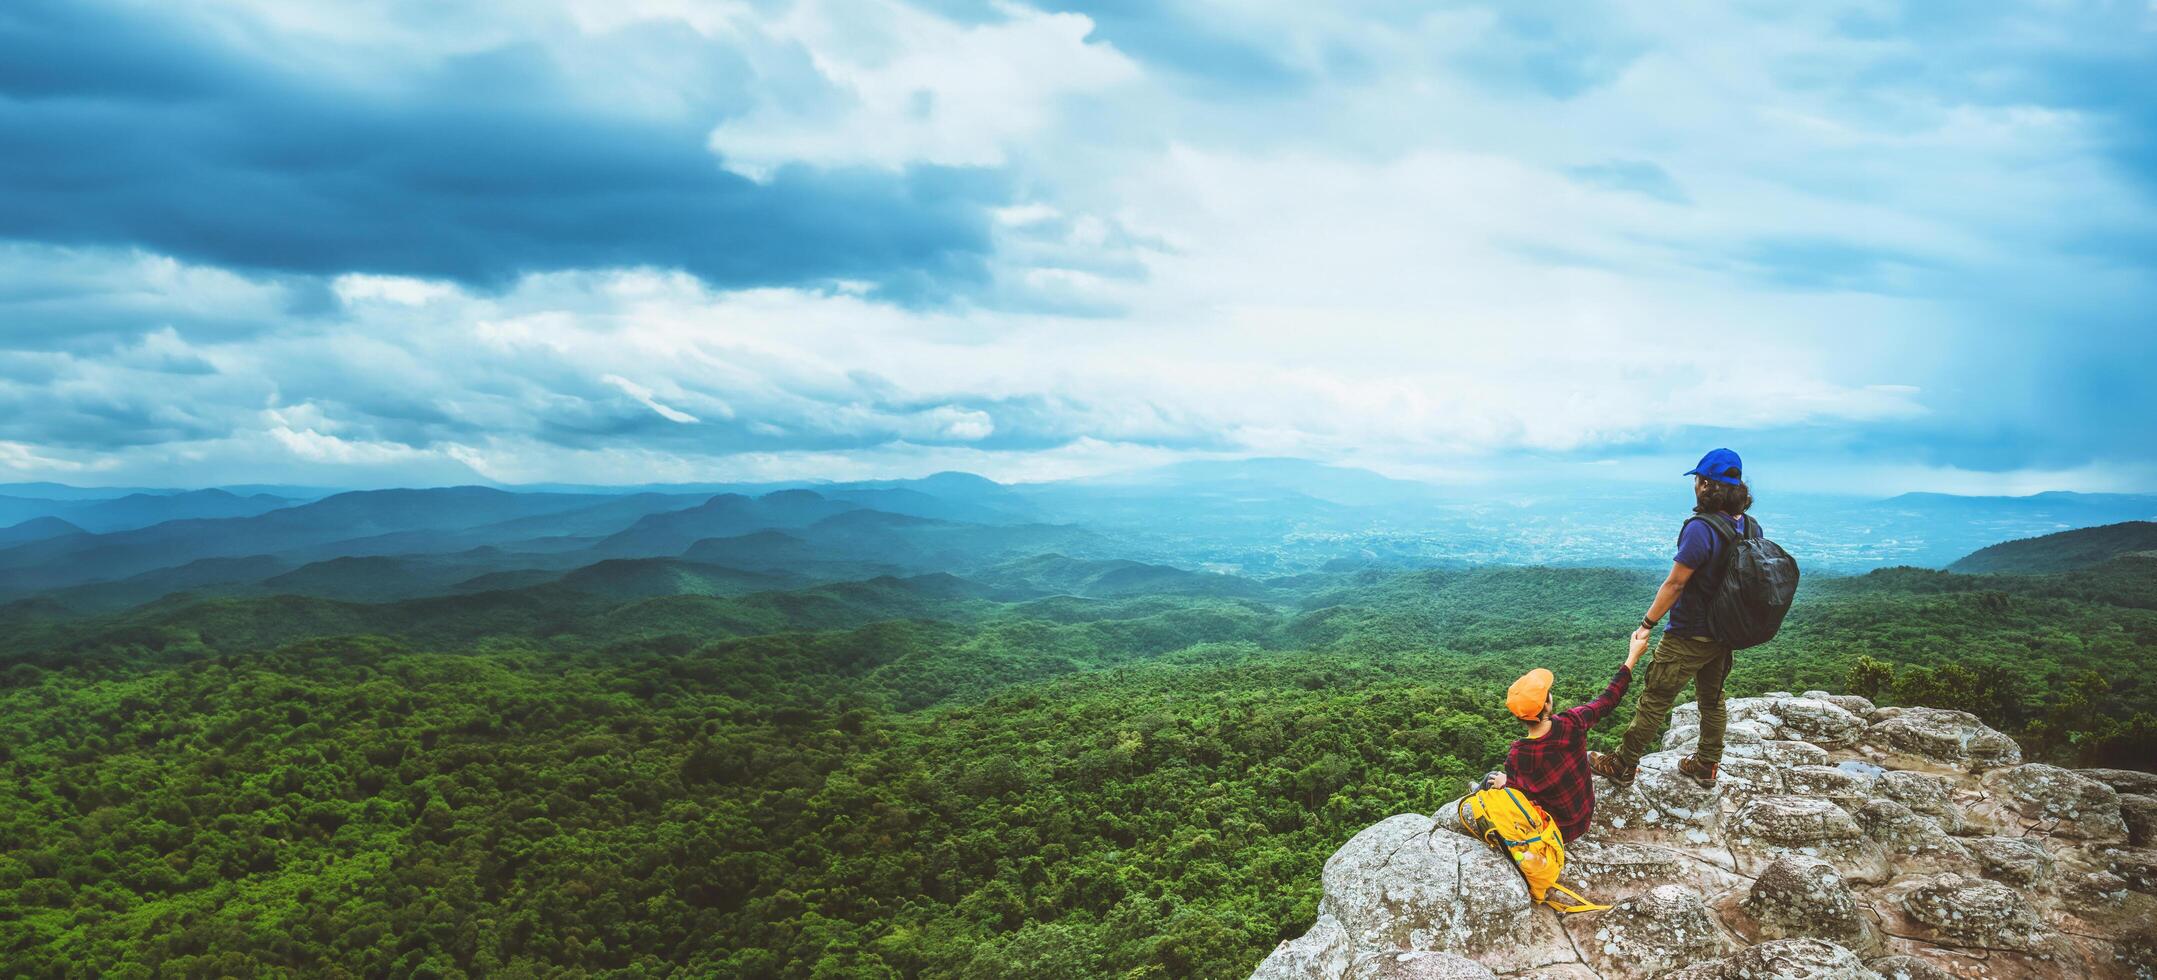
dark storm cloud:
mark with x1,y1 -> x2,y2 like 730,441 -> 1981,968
0,0 -> 1008,304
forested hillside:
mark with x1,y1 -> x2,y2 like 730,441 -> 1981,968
1947,520 -> 2157,574
4,518 -> 2153,977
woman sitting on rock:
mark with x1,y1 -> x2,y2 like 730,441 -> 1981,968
1484,632 -> 1646,843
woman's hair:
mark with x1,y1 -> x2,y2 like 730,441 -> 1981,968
1695,478 -> 1753,515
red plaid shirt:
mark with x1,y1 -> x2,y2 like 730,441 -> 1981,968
1502,665 -> 1632,843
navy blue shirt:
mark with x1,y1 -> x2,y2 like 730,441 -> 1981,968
1668,513 -> 1744,637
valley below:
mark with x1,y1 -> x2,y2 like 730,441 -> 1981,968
1,467 -> 2153,977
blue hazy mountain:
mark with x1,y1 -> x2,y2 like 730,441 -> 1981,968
0,487 -> 637,592
0,515 -> 86,547
592,490 -> 864,557
0,488 -> 297,533
1948,520 -> 2157,574
5,465 -> 2155,610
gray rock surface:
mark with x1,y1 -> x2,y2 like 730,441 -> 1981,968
1863,954 -> 1955,980
1739,855 -> 1879,955
1572,884 -> 1733,979
1897,872 -> 2050,953
1980,763 -> 2129,842
1852,799 -> 1970,865
1253,699 -> 2153,980
2079,767 -> 2157,797
1873,770 -> 1963,834
1708,938 -> 1876,978
1309,814 -> 1570,973
1345,950 -> 1497,980
1965,835 -> 2052,886
1252,914 -> 1355,980
2120,793 -> 2157,847
2103,846 -> 2157,893
1863,708 -> 2021,771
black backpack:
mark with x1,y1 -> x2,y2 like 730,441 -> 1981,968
1684,512 -> 1799,649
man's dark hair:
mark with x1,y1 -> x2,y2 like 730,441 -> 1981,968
1695,478 -> 1752,515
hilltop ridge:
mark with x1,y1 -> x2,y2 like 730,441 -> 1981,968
1949,521 -> 2157,575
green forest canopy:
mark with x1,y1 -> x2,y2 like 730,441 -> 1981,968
3,556 -> 2154,977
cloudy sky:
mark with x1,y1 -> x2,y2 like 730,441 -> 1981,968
3,0 -> 2153,494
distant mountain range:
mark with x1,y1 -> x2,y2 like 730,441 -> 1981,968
1,463 -> 2153,615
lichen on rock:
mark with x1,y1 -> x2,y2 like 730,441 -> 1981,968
1737,854 -> 1880,955
1571,884 -> 1734,979
1980,763 -> 2129,842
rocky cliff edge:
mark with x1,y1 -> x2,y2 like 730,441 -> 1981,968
1252,692 -> 2157,980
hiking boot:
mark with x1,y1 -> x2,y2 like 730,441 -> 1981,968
1678,755 -> 1719,787
1589,751 -> 1636,786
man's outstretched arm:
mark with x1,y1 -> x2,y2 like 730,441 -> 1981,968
1559,634 -> 1646,730
1632,560 -> 1697,641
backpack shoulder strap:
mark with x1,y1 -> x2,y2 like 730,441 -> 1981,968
1542,883 -> 1611,914
1692,511 -> 1738,541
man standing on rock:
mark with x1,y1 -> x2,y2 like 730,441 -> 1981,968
1592,448 -> 1754,788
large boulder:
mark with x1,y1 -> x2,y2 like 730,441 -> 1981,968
1570,884 -> 1734,979
1664,938 -> 1878,979
1307,815 -> 1571,973
2103,847 -> 2157,893
1783,765 -> 1875,808
1863,954 -> 1955,980
1717,757 -> 1788,796
1662,719 -> 1775,754
1344,951 -> 1496,980
1896,872 -> 2051,953
1668,696 -> 1868,747
1738,855 -> 1880,955
1852,799 -> 1971,867
1964,835 -> 2053,887
1768,698 -> 1868,746
1740,740 -> 1833,769
1560,839 -> 1710,901
2077,768 -> 2157,797
1727,796 -> 1860,848
1873,770 -> 1963,834
1980,763 -> 2129,843
1863,708 -> 2021,772
1725,795 -> 1883,880
2116,793 -> 2157,848
1254,914 -> 1355,980
1803,691 -> 1877,719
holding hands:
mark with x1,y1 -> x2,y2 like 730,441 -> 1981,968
1625,631 -> 1648,669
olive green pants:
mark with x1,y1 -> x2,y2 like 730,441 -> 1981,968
1615,632 -> 1734,769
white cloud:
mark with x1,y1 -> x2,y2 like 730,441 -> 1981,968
3,0 -> 2152,492
601,374 -> 702,424
704,1 -> 1139,178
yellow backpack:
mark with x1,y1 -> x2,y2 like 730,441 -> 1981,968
1456,786 -> 1609,914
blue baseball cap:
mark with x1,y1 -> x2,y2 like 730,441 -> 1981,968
1685,448 -> 1744,485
